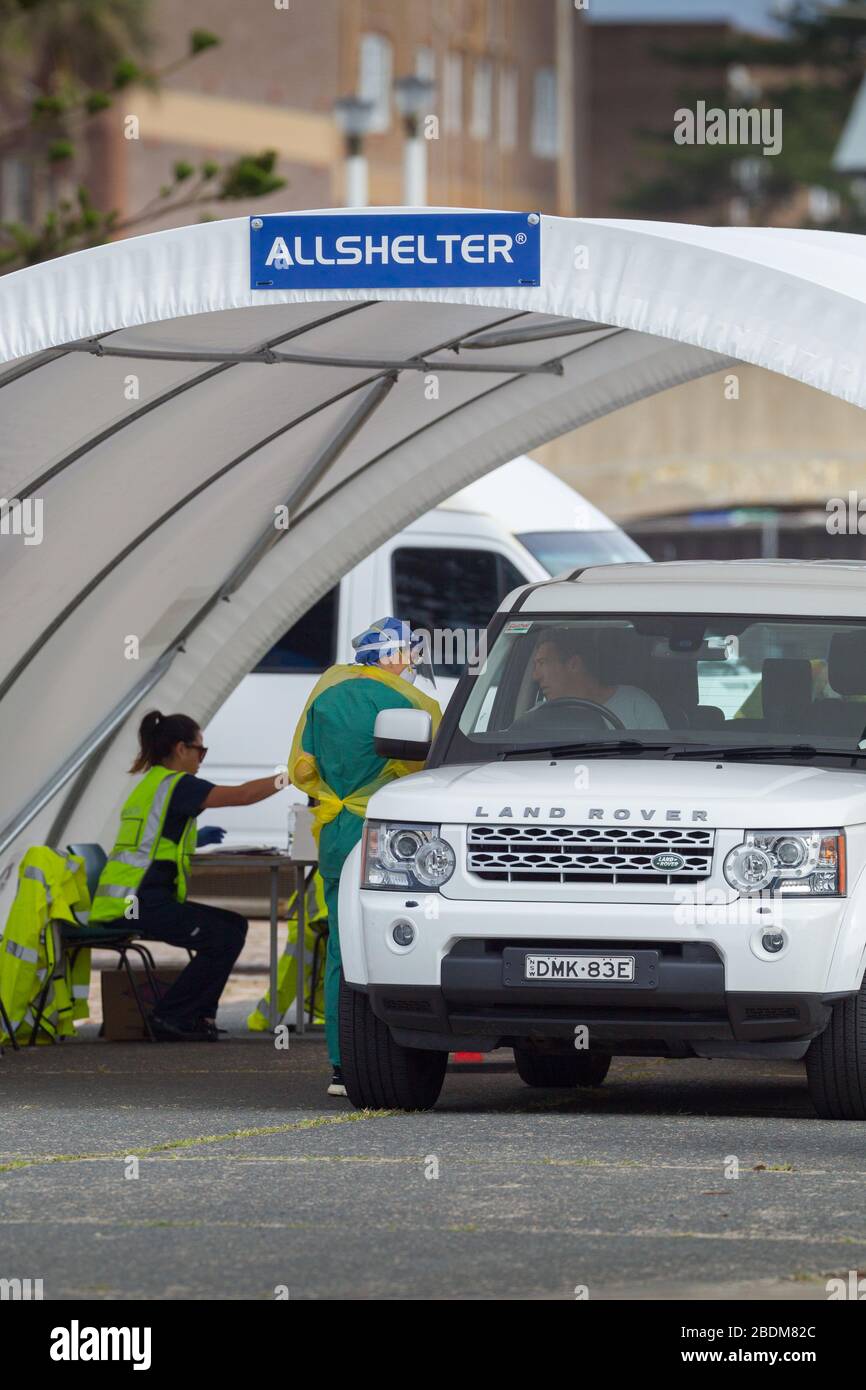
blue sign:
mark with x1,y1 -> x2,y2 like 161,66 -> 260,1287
249,211 -> 541,290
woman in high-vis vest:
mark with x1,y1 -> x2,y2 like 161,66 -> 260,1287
91,709 -> 282,1041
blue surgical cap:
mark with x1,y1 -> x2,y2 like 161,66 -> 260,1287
352,616 -> 413,666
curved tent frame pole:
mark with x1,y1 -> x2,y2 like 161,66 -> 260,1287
0,367 -> 391,708
3,650 -> 175,855
461,319 -> 610,349
12,304 -> 374,504
0,372 -> 398,857
65,340 -> 565,375
0,331 -> 122,393
0,306 -> 535,709
217,370 -> 396,597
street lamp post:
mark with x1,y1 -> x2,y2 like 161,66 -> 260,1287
394,75 -> 435,206
333,96 -> 375,207
727,66 -> 764,226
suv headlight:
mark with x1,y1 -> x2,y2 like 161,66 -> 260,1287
723,829 -> 846,897
362,821 -> 456,890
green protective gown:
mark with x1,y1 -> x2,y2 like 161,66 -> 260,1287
292,665 -> 441,1068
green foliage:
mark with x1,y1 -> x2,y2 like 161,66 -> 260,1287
84,89 -> 110,113
31,93 -> 65,117
47,138 -> 74,162
622,0 -> 866,229
189,29 -> 219,56
218,150 -> 283,201
0,5 -> 286,273
112,57 -> 140,88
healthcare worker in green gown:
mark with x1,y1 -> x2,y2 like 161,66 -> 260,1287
289,617 -> 441,1096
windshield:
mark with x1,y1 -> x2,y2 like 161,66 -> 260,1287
518,530 -> 648,574
448,612 -> 866,764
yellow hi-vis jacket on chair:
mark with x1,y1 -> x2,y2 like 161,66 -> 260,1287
247,872 -> 328,1030
0,847 -> 91,1044
90,765 -> 198,922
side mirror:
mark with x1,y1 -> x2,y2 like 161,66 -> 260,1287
374,707 -> 432,761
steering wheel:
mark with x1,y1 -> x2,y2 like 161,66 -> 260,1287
512,697 -> 626,735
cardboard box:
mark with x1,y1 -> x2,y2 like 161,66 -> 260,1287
100,967 -> 186,1041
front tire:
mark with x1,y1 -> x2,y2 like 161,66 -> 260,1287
806,986 -> 866,1120
514,1046 -> 611,1089
339,975 -> 447,1110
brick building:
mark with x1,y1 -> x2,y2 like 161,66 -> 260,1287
51,0 -> 590,232
585,20 -> 732,219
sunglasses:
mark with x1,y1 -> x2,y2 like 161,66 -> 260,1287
185,742 -> 208,761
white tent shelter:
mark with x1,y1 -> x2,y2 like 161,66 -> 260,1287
1,208 -> 865,916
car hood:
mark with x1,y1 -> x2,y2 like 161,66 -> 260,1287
368,757 -> 866,830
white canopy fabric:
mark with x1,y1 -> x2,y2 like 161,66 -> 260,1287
2,208 -> 866,912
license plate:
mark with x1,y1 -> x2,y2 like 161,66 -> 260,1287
524,953 -> 635,983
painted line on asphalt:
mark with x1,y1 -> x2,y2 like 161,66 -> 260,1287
0,1108 -> 397,1175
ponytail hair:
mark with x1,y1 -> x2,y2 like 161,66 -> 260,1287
130,710 -> 201,774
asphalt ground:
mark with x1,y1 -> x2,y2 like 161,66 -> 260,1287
2,1001 -> 866,1302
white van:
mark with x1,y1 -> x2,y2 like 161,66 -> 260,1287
201,457 -> 646,845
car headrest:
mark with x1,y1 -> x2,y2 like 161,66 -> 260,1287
761,658 -> 812,714
595,628 -> 635,685
829,631 -> 866,698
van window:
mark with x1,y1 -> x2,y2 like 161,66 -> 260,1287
518,529 -> 647,574
393,547 -> 528,677
254,585 -> 338,673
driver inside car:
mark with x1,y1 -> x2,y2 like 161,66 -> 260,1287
531,628 -> 668,729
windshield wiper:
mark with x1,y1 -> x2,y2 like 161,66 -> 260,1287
671,743 -> 866,762
499,740 -> 672,761
496,739 -> 866,765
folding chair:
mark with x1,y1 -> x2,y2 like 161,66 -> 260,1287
27,844 -> 161,1045
0,991 -> 19,1052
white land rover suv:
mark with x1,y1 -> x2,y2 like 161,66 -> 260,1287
337,560 -> 866,1118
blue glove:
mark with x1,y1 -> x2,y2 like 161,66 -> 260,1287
197,826 -> 226,846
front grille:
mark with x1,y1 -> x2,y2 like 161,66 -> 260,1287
466,823 -> 715,884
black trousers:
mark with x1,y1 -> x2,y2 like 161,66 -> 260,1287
136,897 -> 248,1026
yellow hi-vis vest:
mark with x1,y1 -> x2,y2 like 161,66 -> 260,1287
0,846 -> 91,1044
247,872 -> 328,1031
90,766 -> 198,923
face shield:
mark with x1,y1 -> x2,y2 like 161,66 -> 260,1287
351,617 -> 437,689
408,627 -> 437,689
